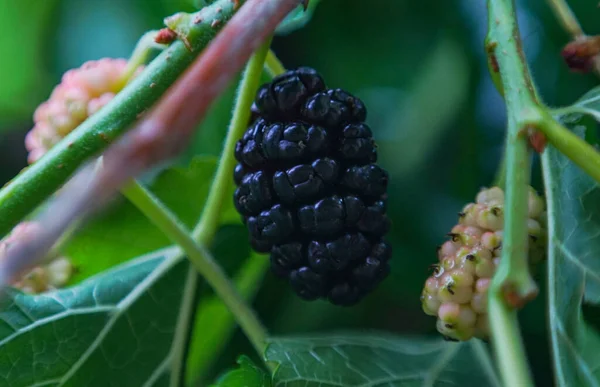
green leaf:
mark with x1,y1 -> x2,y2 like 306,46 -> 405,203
211,356 -> 271,387
542,121 -> 600,386
553,87 -> 600,147
558,86 -> 600,122
186,253 -> 268,385
65,156 -> 239,282
0,246 -> 198,386
265,333 -> 501,387
275,1 -> 321,35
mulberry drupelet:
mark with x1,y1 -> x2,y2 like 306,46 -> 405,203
421,186 -> 547,341
234,67 -> 392,306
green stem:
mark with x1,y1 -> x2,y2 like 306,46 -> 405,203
169,265 -> 199,387
118,30 -> 164,88
265,50 -> 286,78
186,253 -> 269,385
0,0 -> 244,238
487,301 -> 531,385
533,110 -> 600,185
192,38 -> 281,244
492,153 -> 507,189
485,0 -> 541,386
485,3 -> 600,382
546,0 -> 584,37
120,180 -> 268,358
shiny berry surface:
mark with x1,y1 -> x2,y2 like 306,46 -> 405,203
234,67 -> 391,306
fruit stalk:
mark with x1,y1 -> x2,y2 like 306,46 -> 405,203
192,34 -> 276,245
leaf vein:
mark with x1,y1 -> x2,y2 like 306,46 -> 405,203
554,239 -> 600,285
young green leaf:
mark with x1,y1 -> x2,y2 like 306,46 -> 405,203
265,333 -> 501,386
65,157 -> 239,282
211,355 -> 271,387
556,86 -> 600,122
553,87 -> 600,147
542,122 -> 600,386
0,246 -> 198,386
275,0 -> 321,35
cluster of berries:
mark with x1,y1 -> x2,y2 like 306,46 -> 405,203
1,222 -> 73,294
233,67 -> 392,306
421,186 -> 546,341
25,58 -> 143,163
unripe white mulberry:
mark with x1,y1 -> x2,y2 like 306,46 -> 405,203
476,186 -> 504,205
1,222 -> 74,294
26,58 -> 144,163
421,186 -> 546,341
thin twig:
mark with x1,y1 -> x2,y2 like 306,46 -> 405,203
0,0 -> 302,289
546,0 -> 584,38
545,0 -> 600,76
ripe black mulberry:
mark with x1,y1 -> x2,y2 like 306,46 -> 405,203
234,67 -> 391,306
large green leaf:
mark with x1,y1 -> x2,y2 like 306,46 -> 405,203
0,246 -> 198,386
542,125 -> 600,386
65,156 -> 239,282
211,355 -> 270,387
265,333 -> 500,387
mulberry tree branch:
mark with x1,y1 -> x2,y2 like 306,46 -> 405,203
485,0 -> 540,386
0,0 -> 243,238
0,0 -> 302,289
482,0 -> 600,384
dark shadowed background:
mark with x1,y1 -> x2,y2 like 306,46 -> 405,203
1,0 -> 598,385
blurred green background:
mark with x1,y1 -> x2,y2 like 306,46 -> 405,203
1,0 -> 598,385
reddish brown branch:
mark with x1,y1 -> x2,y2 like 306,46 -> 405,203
0,0 -> 300,288
106,0 -> 299,183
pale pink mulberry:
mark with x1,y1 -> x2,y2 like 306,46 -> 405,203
421,186 -> 546,341
1,222 -> 74,294
26,58 -> 144,163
